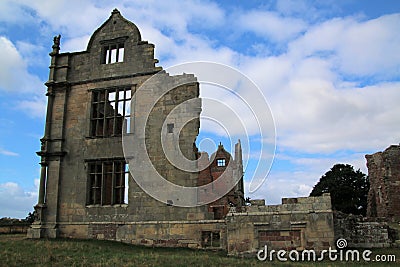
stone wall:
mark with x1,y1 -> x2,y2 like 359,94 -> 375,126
29,9 -> 213,239
334,212 -> 392,248
57,220 -> 226,250
226,194 -> 335,256
56,194 -> 335,254
366,144 -> 400,219
0,224 -> 30,234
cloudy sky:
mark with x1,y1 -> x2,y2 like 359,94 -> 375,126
0,0 -> 399,218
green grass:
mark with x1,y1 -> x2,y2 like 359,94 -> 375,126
1,234 -> 399,266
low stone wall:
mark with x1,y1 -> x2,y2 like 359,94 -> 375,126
29,195 -> 337,255
116,220 -> 225,249
226,194 -> 335,256
0,224 -> 30,234
57,220 -> 226,249
334,212 -> 393,248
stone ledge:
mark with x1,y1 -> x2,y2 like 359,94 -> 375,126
227,210 -> 332,216
291,221 -> 307,226
253,222 -> 270,226
56,219 -> 225,225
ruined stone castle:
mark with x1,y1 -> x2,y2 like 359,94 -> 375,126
28,9 -> 335,255
366,144 -> 400,220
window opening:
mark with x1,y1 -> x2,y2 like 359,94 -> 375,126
88,160 -> 129,205
167,123 -> 174,133
124,164 -> 129,204
103,43 -> 124,64
90,87 -> 132,137
216,158 -> 226,167
201,231 -> 221,248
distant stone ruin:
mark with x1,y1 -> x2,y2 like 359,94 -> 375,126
333,143 -> 400,249
366,144 -> 400,220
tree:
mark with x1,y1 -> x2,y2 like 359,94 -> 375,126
24,211 -> 36,224
310,164 -> 369,216
245,197 -> 251,206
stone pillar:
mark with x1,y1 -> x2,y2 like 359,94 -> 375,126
38,163 -> 47,205
27,35 -> 61,238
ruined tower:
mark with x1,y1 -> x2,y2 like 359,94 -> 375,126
366,144 -> 400,219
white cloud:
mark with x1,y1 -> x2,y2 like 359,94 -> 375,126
0,0 -> 35,24
288,14 -> 400,77
339,14 -> 400,77
0,36 -> 44,93
272,81 -> 400,153
16,0 -> 111,37
8,0 -> 225,53
236,10 -> 307,42
10,1 -> 228,66
0,36 -> 46,118
276,0 -> 310,16
0,180 -> 37,218
0,148 -> 19,157
246,149 -> 370,204
16,95 -> 47,119
237,13 -> 400,155
16,41 -> 47,68
245,173 -> 314,205
124,1 -> 225,36
62,34 -> 91,53
276,151 -> 368,174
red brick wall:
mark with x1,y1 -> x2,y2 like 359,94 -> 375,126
197,144 -> 240,219
258,230 -> 301,250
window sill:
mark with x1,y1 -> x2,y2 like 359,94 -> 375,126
86,204 -> 128,208
101,61 -> 125,65
85,135 -> 122,139
85,133 -> 134,139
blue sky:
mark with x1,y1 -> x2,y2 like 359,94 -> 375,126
0,0 -> 399,218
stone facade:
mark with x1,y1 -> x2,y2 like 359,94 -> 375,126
27,8 -> 240,244
28,9 -> 335,254
366,144 -> 400,220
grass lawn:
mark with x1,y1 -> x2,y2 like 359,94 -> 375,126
1,234 -> 399,266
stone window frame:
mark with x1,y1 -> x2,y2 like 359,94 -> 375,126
201,231 -> 221,248
89,86 -> 133,138
100,36 -> 128,64
216,158 -> 226,167
86,158 -> 129,206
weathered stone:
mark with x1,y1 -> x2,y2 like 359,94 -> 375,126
366,144 -> 400,220
334,211 -> 393,248
226,195 -> 335,256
